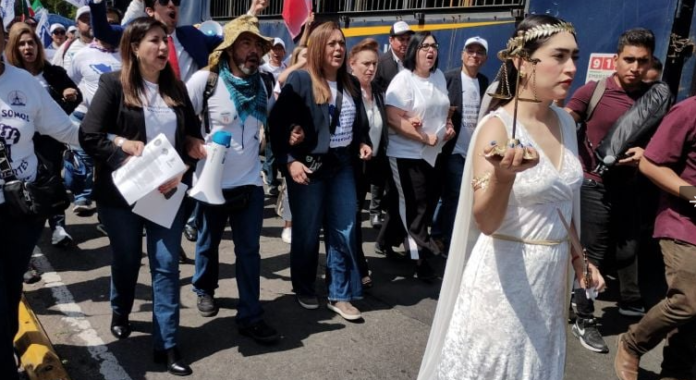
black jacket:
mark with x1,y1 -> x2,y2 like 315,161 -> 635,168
373,50 -> 399,95
79,71 -> 202,208
268,70 -> 371,173
442,68 -> 489,157
33,62 -> 82,172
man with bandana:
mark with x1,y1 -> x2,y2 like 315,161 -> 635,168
184,15 -> 279,344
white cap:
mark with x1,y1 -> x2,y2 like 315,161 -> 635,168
49,23 -> 66,34
272,37 -> 285,49
464,36 -> 488,52
75,6 -> 90,22
390,21 -> 414,36
67,25 -> 77,33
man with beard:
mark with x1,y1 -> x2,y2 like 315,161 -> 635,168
52,6 -> 93,73
183,15 -> 279,344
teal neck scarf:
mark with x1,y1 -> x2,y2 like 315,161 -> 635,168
218,60 -> 267,126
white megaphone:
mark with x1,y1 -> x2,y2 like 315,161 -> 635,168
198,20 -> 223,38
188,131 -> 231,205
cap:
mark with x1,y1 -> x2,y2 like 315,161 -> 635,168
272,37 -> 285,49
389,21 -> 414,36
464,36 -> 488,52
67,25 -> 77,33
75,6 -> 90,22
49,23 -> 66,34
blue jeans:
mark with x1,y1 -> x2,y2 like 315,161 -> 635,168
98,204 -> 185,350
64,112 -> 93,203
440,154 -> 465,247
287,148 -> 362,301
0,207 -> 44,380
192,186 -> 264,326
263,142 -> 280,188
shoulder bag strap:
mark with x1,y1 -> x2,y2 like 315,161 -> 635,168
202,71 -> 219,135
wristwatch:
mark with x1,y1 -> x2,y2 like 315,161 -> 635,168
115,137 -> 125,147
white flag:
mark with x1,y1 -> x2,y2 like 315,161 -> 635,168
1,0 -> 17,29
35,8 -> 49,46
62,0 -> 89,7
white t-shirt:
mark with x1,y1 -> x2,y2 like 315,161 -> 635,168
186,70 -> 264,189
260,61 -> 287,81
385,69 -> 449,159
68,44 -> 122,113
141,80 -> 177,145
328,80 -> 356,148
53,38 -> 88,74
452,72 -> 481,157
0,65 -> 79,203
363,92 -> 383,156
172,32 -> 198,82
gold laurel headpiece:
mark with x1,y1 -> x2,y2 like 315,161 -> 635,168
498,21 -> 576,61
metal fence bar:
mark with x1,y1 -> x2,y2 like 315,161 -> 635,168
211,0 -> 523,19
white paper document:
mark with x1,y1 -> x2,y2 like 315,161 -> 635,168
421,125 -> 447,167
133,183 -> 187,229
112,134 -> 187,205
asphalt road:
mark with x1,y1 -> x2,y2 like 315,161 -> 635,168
23,194 -> 670,380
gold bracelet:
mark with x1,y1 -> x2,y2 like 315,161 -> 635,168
471,171 -> 492,191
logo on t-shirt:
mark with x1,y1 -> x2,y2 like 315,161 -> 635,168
89,64 -> 116,75
8,91 -> 27,107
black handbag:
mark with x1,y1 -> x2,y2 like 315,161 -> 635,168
0,141 -> 70,219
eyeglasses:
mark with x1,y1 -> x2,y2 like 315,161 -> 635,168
157,0 -> 181,6
53,31 -> 66,35
419,43 -> 439,51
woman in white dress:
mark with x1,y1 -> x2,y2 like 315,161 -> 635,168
418,15 -> 606,380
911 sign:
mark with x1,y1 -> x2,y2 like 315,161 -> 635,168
585,53 -> 616,83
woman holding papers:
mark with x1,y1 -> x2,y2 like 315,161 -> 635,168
376,31 -> 455,280
79,18 -> 201,376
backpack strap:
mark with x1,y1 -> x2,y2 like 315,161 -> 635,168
202,70 -> 219,135
586,77 -> 608,122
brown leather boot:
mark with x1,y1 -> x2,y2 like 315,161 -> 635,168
614,333 -> 640,380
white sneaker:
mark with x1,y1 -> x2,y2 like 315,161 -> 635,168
51,226 -> 73,247
281,227 -> 292,244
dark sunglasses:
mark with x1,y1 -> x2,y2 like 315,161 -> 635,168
52,30 -> 66,35
157,0 -> 181,6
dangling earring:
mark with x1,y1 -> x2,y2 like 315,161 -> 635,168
519,60 -> 541,103
488,62 -> 513,100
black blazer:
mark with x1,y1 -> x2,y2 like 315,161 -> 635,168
373,50 -> 399,95
79,71 -> 202,208
268,70 -> 371,172
442,68 -> 489,157
33,62 -> 83,172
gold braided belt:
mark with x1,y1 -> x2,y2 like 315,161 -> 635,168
491,233 -> 568,246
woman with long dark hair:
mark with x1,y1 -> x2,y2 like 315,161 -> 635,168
269,22 -> 372,320
79,17 -> 201,376
5,22 -> 82,248
418,15 -> 605,379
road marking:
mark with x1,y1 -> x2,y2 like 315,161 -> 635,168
32,248 -> 132,380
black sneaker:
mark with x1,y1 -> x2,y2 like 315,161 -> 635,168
415,260 -> 436,282
196,294 -> 218,317
239,320 -> 279,344
572,317 -> 609,353
618,300 -> 646,318
296,294 -> 319,310
183,224 -> 197,242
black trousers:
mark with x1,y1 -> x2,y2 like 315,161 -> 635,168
376,157 -> 441,260
574,176 -> 641,318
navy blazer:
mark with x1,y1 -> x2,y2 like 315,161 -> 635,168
442,68 -> 489,157
90,1 -> 221,70
268,70 -> 371,172
79,72 -> 202,209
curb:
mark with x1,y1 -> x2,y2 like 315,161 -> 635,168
14,294 -> 71,380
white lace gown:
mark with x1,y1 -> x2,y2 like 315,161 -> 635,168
436,108 -> 583,380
